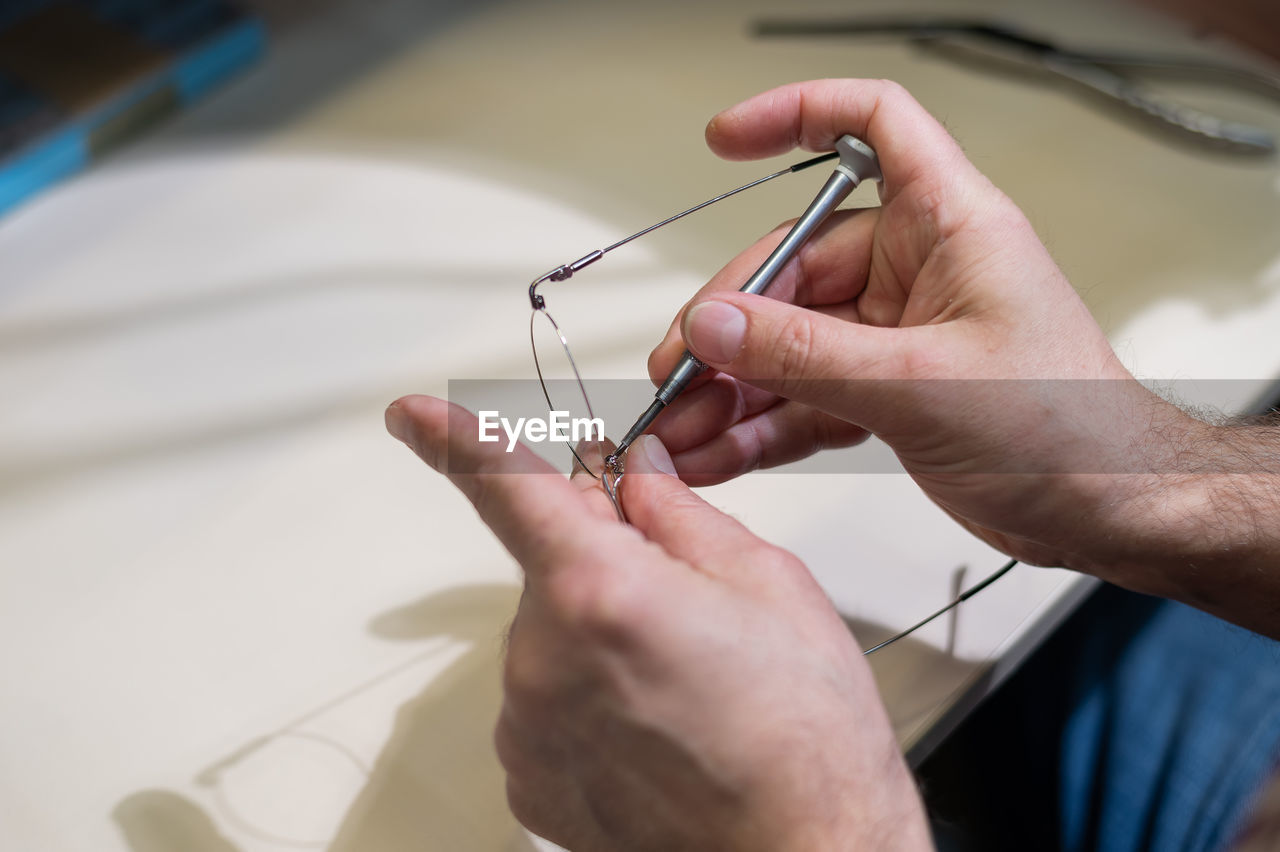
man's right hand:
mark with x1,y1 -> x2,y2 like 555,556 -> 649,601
648,80 -> 1280,636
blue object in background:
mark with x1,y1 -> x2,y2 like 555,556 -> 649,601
921,582 -> 1280,851
1060,597 -> 1280,851
0,1 -> 266,216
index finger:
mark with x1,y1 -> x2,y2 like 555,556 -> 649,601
705,79 -> 980,207
386,395 -> 617,574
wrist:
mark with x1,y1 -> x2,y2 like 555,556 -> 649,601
1070,409 -> 1280,632
775,756 -> 932,852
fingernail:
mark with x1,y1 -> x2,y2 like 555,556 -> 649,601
683,300 -> 746,364
385,401 -> 410,443
634,434 -> 677,477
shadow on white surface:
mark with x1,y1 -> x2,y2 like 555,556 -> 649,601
114,791 -> 239,851
112,583 -> 530,851
104,587 -> 973,852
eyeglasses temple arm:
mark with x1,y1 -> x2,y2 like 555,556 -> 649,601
861,558 -> 1019,655
528,152 -> 841,309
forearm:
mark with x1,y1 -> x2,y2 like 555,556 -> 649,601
1079,411 -> 1280,638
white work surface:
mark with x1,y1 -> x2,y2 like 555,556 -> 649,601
2,0 -> 1278,849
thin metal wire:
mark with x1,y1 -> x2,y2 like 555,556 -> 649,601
529,307 -> 628,521
530,308 -> 603,478
528,150 -> 840,311
602,167 -> 790,254
601,151 -> 841,255
862,558 -> 1019,655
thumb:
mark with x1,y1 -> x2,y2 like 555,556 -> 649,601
680,292 -> 923,427
621,435 -> 777,579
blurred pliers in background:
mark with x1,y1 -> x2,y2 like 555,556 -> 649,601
753,17 -> 1280,156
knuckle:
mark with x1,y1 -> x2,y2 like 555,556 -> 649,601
547,567 -> 644,646
726,419 -> 765,474
908,183 -> 948,230
991,200 -> 1037,243
773,311 -> 818,384
743,536 -> 809,582
646,344 -> 668,385
768,550 -> 829,603
468,474 -> 498,519
492,712 -> 521,773
459,459 -> 509,520
398,426 -> 432,470
809,411 -> 835,454
502,636 -> 555,709
403,431 -> 434,469
875,78 -> 911,103
504,776 -> 547,835
764,543 -> 805,577
899,336 -> 948,382
862,78 -> 918,125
